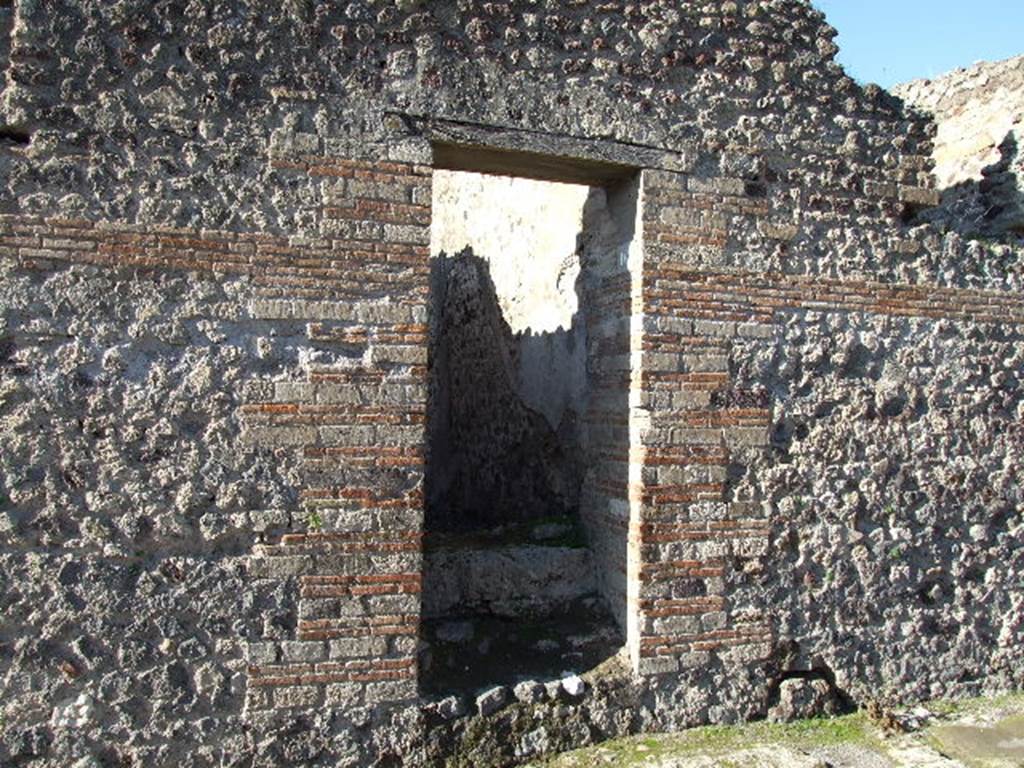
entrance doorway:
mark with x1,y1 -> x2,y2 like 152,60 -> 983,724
421,144 -> 641,696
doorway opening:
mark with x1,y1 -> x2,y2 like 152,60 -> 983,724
422,144 -> 640,697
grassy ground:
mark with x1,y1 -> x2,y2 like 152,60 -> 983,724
527,692 -> 1024,768
527,712 -> 880,767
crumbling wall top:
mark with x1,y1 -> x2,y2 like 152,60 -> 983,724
0,0 -> 932,232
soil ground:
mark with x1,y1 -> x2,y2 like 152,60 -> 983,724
527,693 -> 1024,768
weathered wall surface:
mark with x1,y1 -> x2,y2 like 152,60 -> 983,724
0,0 -> 1021,766
0,262 -> 290,767
430,171 -> 587,336
0,156 -> 433,767
634,165 -> 1024,719
729,308 -> 1024,703
896,55 -> 1024,235
0,0 -> 936,239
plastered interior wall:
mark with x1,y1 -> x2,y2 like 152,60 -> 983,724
430,171 -> 591,479
425,171 -> 588,534
896,55 -> 1024,234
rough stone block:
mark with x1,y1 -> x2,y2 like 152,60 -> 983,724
317,425 -> 378,446
899,185 -> 941,206
642,169 -> 688,191
651,615 -> 701,635
476,686 -> 508,716
280,641 -> 327,663
687,176 -> 746,195
701,612 -> 728,632
383,223 -> 429,244
322,219 -> 384,240
347,178 -> 411,202
273,381 -> 318,403
244,687 -> 274,713
638,656 -> 680,676
643,352 -> 683,372
324,683 -> 364,707
426,695 -> 466,719
736,322 -> 775,339
647,315 -> 694,336
724,427 -> 767,448
365,679 -> 417,705
693,320 -> 736,338
682,353 -> 729,372
669,427 -> 722,446
373,345 -> 426,365
246,642 -> 279,665
513,680 -> 545,704
758,222 -> 800,241
678,651 -> 713,669
328,637 -> 388,659
672,390 -> 712,409
273,685 -> 323,709
733,537 -> 770,558
250,509 -> 292,533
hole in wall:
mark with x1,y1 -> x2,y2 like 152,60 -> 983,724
422,149 -> 640,697
0,128 -> 30,146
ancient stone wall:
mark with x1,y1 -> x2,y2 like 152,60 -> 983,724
633,165 -> 1024,716
730,308 -> 1024,704
0,158 -> 433,766
0,1 -> 1021,767
896,55 -> 1024,236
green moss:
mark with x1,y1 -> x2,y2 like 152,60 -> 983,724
538,691 -> 1024,768
540,713 -> 880,767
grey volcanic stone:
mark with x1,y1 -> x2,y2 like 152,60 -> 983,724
427,695 -> 466,721
514,680 -> 545,705
768,679 -> 838,723
476,686 -> 508,717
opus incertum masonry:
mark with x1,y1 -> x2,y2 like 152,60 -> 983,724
0,2 -> 1021,766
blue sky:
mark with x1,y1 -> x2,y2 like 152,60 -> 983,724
813,0 -> 1024,88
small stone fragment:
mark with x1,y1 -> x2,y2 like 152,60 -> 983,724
476,685 -> 507,716
560,673 -> 586,698
767,678 -> 838,723
513,680 -> 545,704
427,695 -> 465,720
